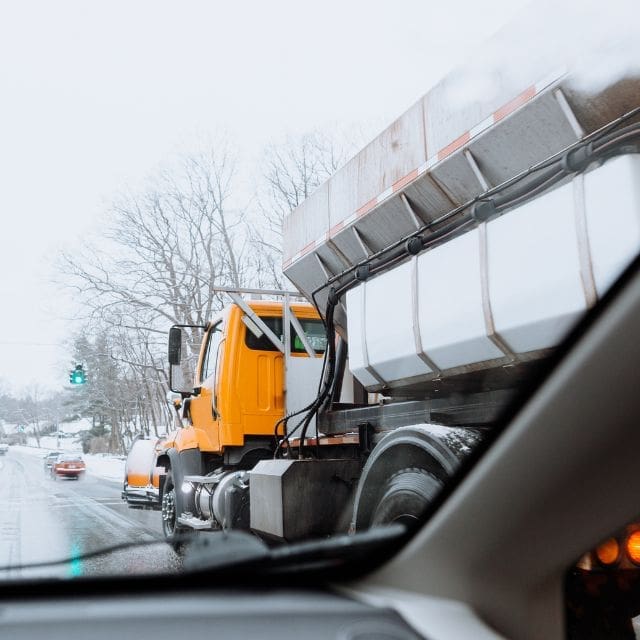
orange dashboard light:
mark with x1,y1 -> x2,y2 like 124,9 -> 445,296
626,531 -> 640,565
596,537 -> 620,566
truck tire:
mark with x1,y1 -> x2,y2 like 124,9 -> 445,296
351,425 -> 478,532
370,467 -> 443,528
161,468 -> 188,551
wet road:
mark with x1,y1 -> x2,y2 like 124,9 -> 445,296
0,448 -> 181,580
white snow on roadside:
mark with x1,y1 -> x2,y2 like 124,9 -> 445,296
31,436 -> 81,452
11,445 -> 125,483
83,455 -> 126,483
2,419 -> 91,436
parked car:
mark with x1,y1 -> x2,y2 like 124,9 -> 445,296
43,451 -> 61,471
0,443 -> 8,456
51,453 -> 86,480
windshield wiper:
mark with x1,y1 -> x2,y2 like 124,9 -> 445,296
182,523 -> 408,576
0,524 -> 408,577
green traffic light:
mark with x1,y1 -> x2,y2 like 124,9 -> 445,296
70,365 -> 86,385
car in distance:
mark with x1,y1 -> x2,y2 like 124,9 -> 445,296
51,453 -> 86,480
43,451 -> 61,471
0,443 -> 8,456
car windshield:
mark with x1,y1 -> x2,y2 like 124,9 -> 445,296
58,455 -> 83,462
0,1 -> 638,604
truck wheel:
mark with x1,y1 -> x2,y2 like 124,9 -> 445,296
371,467 -> 443,528
161,468 -> 188,551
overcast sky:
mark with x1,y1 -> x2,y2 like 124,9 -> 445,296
0,0 -> 573,393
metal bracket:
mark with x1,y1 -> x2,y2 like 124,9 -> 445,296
357,422 -> 375,454
464,149 -> 491,192
315,253 -> 334,279
227,291 -> 285,353
554,88 -> 585,138
400,193 -> 425,229
210,285 -> 301,298
478,224 -> 516,360
358,282 -> 387,387
352,226 -> 374,258
183,475 -> 218,484
325,238 -> 352,268
410,257 -> 441,375
177,514 -> 214,530
573,174 -> 598,307
288,307 -> 316,358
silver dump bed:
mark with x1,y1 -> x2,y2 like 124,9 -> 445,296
283,21 -> 640,394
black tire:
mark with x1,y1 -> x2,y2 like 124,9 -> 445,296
161,468 -> 188,551
371,467 -> 443,528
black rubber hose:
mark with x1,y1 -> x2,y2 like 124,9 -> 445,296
297,297 -> 338,458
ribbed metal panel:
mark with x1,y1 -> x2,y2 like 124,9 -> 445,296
345,156 -> 640,392
283,74 -> 640,316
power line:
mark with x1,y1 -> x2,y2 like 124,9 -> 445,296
0,341 -> 62,346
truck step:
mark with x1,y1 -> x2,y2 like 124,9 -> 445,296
183,474 -> 218,484
177,514 -> 213,530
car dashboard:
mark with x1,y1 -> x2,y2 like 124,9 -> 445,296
0,588 -> 428,640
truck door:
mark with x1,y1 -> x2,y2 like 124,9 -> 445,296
186,321 -> 223,451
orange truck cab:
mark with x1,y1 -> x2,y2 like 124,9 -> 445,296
159,293 -> 326,542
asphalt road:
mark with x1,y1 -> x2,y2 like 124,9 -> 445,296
0,448 -> 181,581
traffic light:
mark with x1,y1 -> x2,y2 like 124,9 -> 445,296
69,364 -> 86,385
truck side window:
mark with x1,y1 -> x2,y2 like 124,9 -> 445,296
295,318 -> 328,353
201,322 -> 222,383
244,316 -> 281,352
244,316 -> 327,354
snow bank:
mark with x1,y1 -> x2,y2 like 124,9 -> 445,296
32,436 -> 82,452
83,455 -> 125,483
1,419 -> 91,437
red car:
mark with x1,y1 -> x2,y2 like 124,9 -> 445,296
51,454 -> 86,480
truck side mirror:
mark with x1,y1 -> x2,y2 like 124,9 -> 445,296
168,327 -> 182,365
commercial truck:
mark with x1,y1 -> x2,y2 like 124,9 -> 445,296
159,57 -> 640,548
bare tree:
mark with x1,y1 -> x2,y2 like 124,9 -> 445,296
57,132 -> 356,452
250,131 -> 356,286
62,142 -> 245,325
261,131 -> 350,242
58,143 -> 250,449
17,386 -> 50,448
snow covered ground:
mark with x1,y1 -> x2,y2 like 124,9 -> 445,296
11,445 -> 125,484
1,418 -> 91,437
2,418 -> 126,483
82,454 -> 126,482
